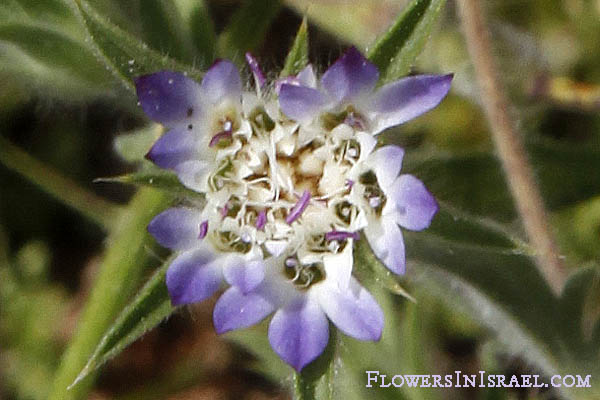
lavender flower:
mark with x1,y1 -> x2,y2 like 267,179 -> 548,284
136,48 -> 451,371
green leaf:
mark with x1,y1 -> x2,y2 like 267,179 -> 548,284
72,0 -> 203,93
70,256 -> 177,388
139,0 -> 201,65
367,0 -> 447,83
0,22 -> 112,96
405,134 -> 600,222
217,0 -> 281,60
354,239 -> 416,302
404,229 -> 564,375
173,0 -> 216,66
96,168 -> 202,199
281,16 -> 309,77
293,329 -> 337,400
48,188 -> 168,400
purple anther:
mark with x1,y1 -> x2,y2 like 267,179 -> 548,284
209,129 -> 233,147
345,179 -> 354,188
325,230 -> 360,242
198,220 -> 209,239
245,52 -> 266,89
285,190 -> 311,224
256,209 -> 267,230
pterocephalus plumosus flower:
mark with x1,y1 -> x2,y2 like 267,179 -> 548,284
135,48 -> 452,371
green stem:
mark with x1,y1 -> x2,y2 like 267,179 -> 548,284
0,136 -> 120,230
48,188 -> 168,400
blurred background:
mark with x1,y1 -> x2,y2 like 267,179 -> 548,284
1,0 -> 600,399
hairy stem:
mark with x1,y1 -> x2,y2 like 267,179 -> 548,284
457,0 -> 567,294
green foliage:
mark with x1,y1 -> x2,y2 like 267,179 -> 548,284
70,256 -> 177,387
71,0 -> 203,93
367,0 -> 447,83
281,17 -> 309,77
48,188 -> 168,400
217,0 -> 281,60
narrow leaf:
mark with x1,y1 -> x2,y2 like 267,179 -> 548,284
96,168 -> 202,199
173,0 -> 216,66
354,239 -> 416,302
0,136 -> 120,230
217,0 -> 281,60
48,188 -> 168,400
71,0 -> 203,93
281,16 -> 309,77
70,256 -> 177,388
293,329 -> 337,400
405,231 -> 563,376
367,0 -> 446,83
140,0 -> 199,65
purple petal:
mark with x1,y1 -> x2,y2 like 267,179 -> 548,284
286,190 -> 311,224
364,218 -> 406,275
296,64 -> 317,88
166,249 -> 221,306
317,277 -> 383,341
200,60 -> 242,105
268,298 -> 329,371
321,46 -> 379,104
245,52 -> 266,88
223,259 -> 266,294
370,145 -> 405,190
148,207 -> 201,250
368,74 -> 453,134
213,286 -> 275,334
389,174 -> 438,231
135,70 -> 201,125
279,84 -> 328,122
145,127 -> 197,169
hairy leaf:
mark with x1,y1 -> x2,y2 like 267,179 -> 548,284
367,0 -> 446,83
96,168 -> 201,199
48,189 -> 168,400
217,0 -> 281,60
281,16 -> 309,77
69,257 -> 177,388
72,0 -> 203,93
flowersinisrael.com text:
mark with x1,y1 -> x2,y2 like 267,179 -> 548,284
365,370 -> 592,389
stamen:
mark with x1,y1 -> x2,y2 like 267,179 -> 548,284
198,220 -> 208,239
209,129 -> 233,147
285,190 -> 311,224
256,210 -> 267,230
325,230 -> 359,242
345,179 -> 354,188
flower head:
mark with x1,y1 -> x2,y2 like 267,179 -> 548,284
136,47 -> 451,371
